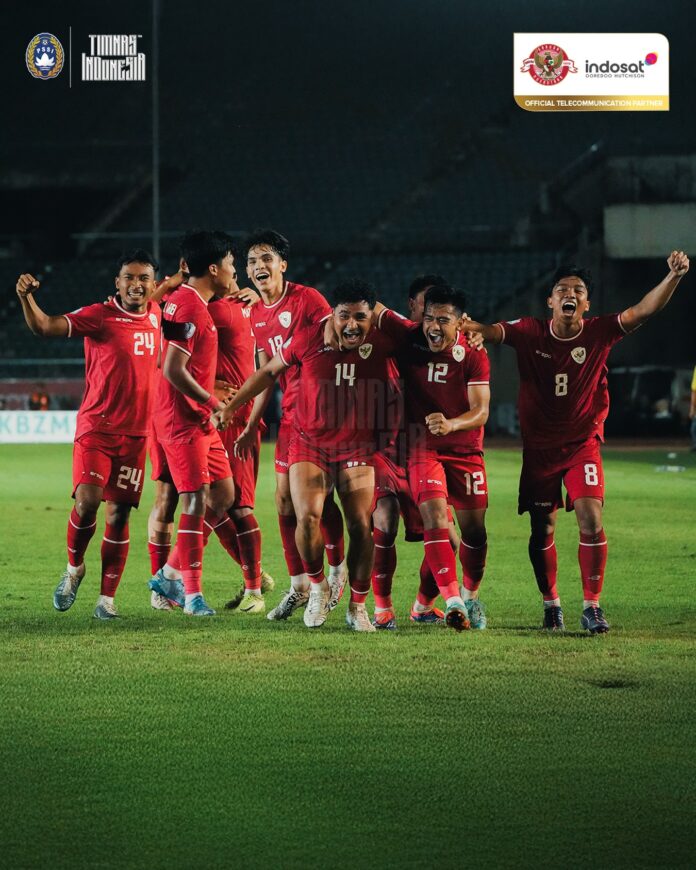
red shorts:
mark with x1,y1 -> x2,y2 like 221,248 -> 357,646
288,434 -> 374,482
220,422 -> 261,509
73,431 -> 147,506
408,450 -> 488,511
519,436 -> 604,515
161,429 -> 232,494
274,417 -> 294,474
149,428 -> 173,484
373,451 -> 424,541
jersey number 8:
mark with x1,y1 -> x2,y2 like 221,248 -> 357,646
555,373 -> 568,396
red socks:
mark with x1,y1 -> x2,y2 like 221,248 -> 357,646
349,577 -> 370,605
579,529 -> 607,602
321,499 -> 345,567
301,555 -> 325,586
234,513 -> 262,591
528,534 -> 558,600
372,528 -> 397,608
423,527 -> 459,599
66,507 -> 97,567
177,513 -> 205,595
148,541 -> 170,574
278,514 -> 305,576
204,508 -> 240,563
459,538 -> 487,593
416,558 -> 440,607
101,523 -> 129,596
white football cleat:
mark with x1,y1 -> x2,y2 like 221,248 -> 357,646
345,604 -> 376,632
150,590 -> 173,611
267,588 -> 309,621
328,561 -> 347,611
303,584 -> 331,628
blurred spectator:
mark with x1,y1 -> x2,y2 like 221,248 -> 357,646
690,365 -> 696,451
28,383 -> 50,411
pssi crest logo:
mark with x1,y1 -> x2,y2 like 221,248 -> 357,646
148,313 -> 158,329
571,347 -> 586,364
358,343 -> 372,359
279,311 -> 292,328
26,33 -> 64,80
452,345 -> 465,362
520,44 -> 577,86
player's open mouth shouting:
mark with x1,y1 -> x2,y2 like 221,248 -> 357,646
426,327 -> 445,349
341,326 -> 363,348
561,298 -> 577,316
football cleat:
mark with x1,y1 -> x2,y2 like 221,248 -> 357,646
150,591 -> 174,611
53,566 -> 84,612
224,581 -> 245,610
327,565 -> 347,611
93,599 -> 120,620
183,594 -> 216,617
260,569 -> 275,593
543,605 -> 565,631
581,605 -> 610,634
409,606 -> 445,625
238,592 -> 265,614
445,603 -> 471,632
303,584 -> 331,628
346,604 -> 377,632
464,598 -> 487,630
267,588 -> 309,621
148,569 -> 184,609
372,609 -> 397,631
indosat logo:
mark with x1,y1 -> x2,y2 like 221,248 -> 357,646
585,52 -> 659,78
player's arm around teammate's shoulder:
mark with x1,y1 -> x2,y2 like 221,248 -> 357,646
620,250 -> 689,333
15,273 -> 70,337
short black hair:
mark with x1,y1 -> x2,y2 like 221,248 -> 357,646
179,230 -> 235,278
243,228 -> 290,262
423,283 -> 467,317
408,274 -> 446,300
116,249 -> 159,274
550,264 -> 594,297
332,278 -> 376,310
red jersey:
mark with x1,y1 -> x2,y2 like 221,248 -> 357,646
209,297 -> 256,424
497,314 -> 628,449
155,284 -> 218,442
278,320 -> 398,452
65,297 -> 160,441
250,281 -> 331,422
379,309 -> 490,454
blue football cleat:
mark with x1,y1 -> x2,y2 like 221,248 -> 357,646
53,567 -> 84,612
183,593 -> 216,616
543,605 -> 565,630
409,606 -> 444,625
148,569 -> 184,609
464,598 -> 487,630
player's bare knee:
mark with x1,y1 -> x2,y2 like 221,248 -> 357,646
276,491 -> 295,516
74,491 -> 100,520
373,496 -> 399,537
345,514 -> 371,543
106,502 -> 131,529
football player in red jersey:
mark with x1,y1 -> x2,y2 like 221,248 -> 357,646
376,285 -> 491,631
16,251 -> 161,619
148,230 -> 238,616
371,274 -> 462,630
463,251 -> 690,632
216,279 -> 398,631
239,229 -> 347,620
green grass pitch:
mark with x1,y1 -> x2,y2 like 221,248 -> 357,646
0,443 -> 694,869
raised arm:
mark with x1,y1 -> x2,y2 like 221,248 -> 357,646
152,266 -> 188,305
460,317 -> 504,345
15,274 -> 69,337
620,250 -> 689,333
216,352 -> 288,431
425,383 -> 490,436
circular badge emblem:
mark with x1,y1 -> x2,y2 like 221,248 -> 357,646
522,44 -> 573,87
452,345 -> 465,362
26,33 -> 64,80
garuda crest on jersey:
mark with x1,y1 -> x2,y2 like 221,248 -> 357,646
452,345 -> 465,362
279,311 -> 292,328
358,343 -> 372,359
26,33 -> 64,80
571,347 -> 586,364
